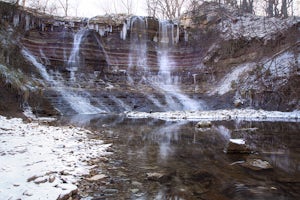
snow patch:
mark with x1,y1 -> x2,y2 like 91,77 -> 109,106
230,139 -> 245,145
263,52 -> 296,77
221,16 -> 300,41
126,109 -> 300,122
0,115 -> 111,199
210,63 -> 256,95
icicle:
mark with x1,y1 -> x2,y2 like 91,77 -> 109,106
176,24 -> 179,43
99,26 -> 105,36
170,23 -> 174,45
13,14 -> 19,27
25,15 -> 30,31
184,30 -> 189,42
41,23 -> 45,32
159,20 -> 172,44
120,22 -> 127,40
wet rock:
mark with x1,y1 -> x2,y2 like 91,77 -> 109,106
23,190 -> 33,196
57,184 -> 78,200
132,181 -> 143,187
234,98 -> 244,107
146,172 -> 164,181
146,172 -> 173,183
241,158 -> 273,171
27,175 -> 39,182
224,139 -> 252,154
131,188 -> 139,193
99,156 -> 109,163
49,175 -> 56,183
102,188 -> 119,194
191,170 -> 215,188
33,177 -> 48,184
87,174 -> 107,181
195,121 -> 212,128
233,127 -> 258,133
276,177 -> 300,183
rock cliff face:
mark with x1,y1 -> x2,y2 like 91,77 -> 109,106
0,1 -> 299,116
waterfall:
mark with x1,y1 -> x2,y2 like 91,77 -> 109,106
125,17 -> 204,111
155,20 -> 204,111
22,49 -> 104,114
128,16 -> 148,81
67,29 -> 87,82
93,32 -> 111,66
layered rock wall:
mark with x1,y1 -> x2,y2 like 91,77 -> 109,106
0,1 -> 299,115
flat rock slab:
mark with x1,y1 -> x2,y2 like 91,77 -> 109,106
242,158 -> 273,171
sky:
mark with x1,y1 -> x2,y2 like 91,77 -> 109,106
65,0 -> 300,18
5,0 -> 299,18
69,0 -> 148,17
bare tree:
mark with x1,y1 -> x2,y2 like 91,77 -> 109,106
57,0 -> 69,16
281,0 -> 288,17
281,0 -> 294,17
146,0 -> 159,17
21,0 -> 25,6
240,0 -> 254,13
121,0 -> 134,14
28,0 -> 50,13
147,0 -> 190,20
99,0 -> 133,14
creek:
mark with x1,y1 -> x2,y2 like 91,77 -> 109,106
58,115 -> 300,199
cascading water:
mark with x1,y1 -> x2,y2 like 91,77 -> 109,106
156,21 -> 203,111
155,20 -> 203,111
127,16 -> 148,83
67,29 -> 87,82
125,17 -> 204,111
146,20 -> 202,110
22,48 -> 104,114
21,15 -> 204,114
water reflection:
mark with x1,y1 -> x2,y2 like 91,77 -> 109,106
59,115 -> 300,200
149,122 -> 187,160
215,125 -> 231,141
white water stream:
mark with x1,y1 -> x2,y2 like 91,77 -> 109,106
126,17 -> 204,111
22,49 -> 104,114
67,29 -> 87,82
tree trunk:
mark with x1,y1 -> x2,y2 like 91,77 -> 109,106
281,0 -> 288,17
267,0 -> 274,17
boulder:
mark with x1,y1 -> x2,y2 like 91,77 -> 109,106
224,139 -> 252,154
195,121 -> 212,128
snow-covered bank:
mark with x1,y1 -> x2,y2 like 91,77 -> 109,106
126,109 -> 300,122
0,116 -> 111,199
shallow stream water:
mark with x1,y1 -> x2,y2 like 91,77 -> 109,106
59,114 -> 300,200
